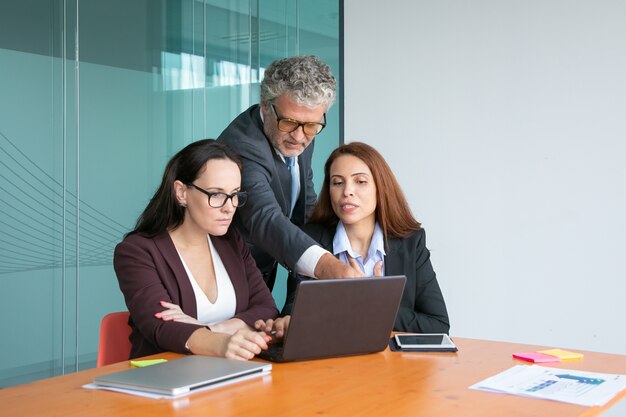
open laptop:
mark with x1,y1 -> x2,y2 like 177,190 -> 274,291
258,275 -> 406,362
93,355 -> 271,396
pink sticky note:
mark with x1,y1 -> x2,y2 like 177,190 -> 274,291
512,352 -> 561,363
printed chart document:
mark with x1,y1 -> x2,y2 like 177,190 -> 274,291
470,365 -> 626,406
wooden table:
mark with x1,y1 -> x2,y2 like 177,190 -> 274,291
2,338 -> 625,416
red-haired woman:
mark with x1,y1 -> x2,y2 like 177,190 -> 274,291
260,142 -> 449,337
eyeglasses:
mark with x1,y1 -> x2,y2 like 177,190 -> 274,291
270,104 -> 326,136
186,183 -> 248,208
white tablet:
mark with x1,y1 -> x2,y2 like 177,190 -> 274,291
394,333 -> 456,350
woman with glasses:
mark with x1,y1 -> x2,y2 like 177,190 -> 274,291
114,139 -> 278,361
260,142 -> 450,338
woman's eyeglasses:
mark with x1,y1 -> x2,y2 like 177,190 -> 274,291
186,183 -> 248,208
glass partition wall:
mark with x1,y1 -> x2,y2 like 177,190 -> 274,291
0,0 -> 340,387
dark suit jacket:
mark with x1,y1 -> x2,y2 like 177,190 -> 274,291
284,224 -> 450,334
113,229 -> 278,359
217,105 -> 317,277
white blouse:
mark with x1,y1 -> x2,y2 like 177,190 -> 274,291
177,235 -> 237,326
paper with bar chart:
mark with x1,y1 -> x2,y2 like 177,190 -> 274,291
470,365 -> 626,406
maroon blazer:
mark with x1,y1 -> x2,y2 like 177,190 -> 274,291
113,229 -> 278,358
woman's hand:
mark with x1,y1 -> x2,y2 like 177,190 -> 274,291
221,328 -> 272,360
155,301 -> 203,325
373,260 -> 383,277
254,316 -> 291,340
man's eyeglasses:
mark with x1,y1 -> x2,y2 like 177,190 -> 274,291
186,184 -> 248,208
270,104 -> 326,136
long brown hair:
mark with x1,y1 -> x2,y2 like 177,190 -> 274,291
309,142 -> 420,238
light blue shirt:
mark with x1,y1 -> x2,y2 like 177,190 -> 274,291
333,221 -> 386,276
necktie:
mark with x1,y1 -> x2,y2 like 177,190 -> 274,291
285,156 -> 300,216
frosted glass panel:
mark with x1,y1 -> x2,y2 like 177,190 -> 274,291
0,0 -> 339,387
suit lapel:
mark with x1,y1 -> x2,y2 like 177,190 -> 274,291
249,107 -> 291,216
290,154 -> 305,222
153,232 -> 198,317
317,226 -> 335,252
291,146 -> 313,223
383,238 -> 403,276
273,153 -> 292,215
211,233 -> 245,313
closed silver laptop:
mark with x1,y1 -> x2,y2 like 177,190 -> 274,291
94,355 -> 271,396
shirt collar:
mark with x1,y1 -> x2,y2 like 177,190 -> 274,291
333,221 -> 386,260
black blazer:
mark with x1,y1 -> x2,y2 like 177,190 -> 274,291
113,229 -> 278,358
284,224 -> 450,334
217,105 -> 317,277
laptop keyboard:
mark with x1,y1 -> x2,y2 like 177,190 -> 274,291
258,343 -> 284,361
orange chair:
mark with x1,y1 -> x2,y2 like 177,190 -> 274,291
96,311 -> 132,367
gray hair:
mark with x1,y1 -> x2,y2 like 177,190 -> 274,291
260,55 -> 336,109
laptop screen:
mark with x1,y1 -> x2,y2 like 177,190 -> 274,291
260,275 -> 406,362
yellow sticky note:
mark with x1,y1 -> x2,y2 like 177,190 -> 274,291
537,349 -> 584,360
130,359 -> 168,367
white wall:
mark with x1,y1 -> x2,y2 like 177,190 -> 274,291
344,0 -> 626,354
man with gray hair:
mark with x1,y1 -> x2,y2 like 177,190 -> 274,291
218,55 -> 361,291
